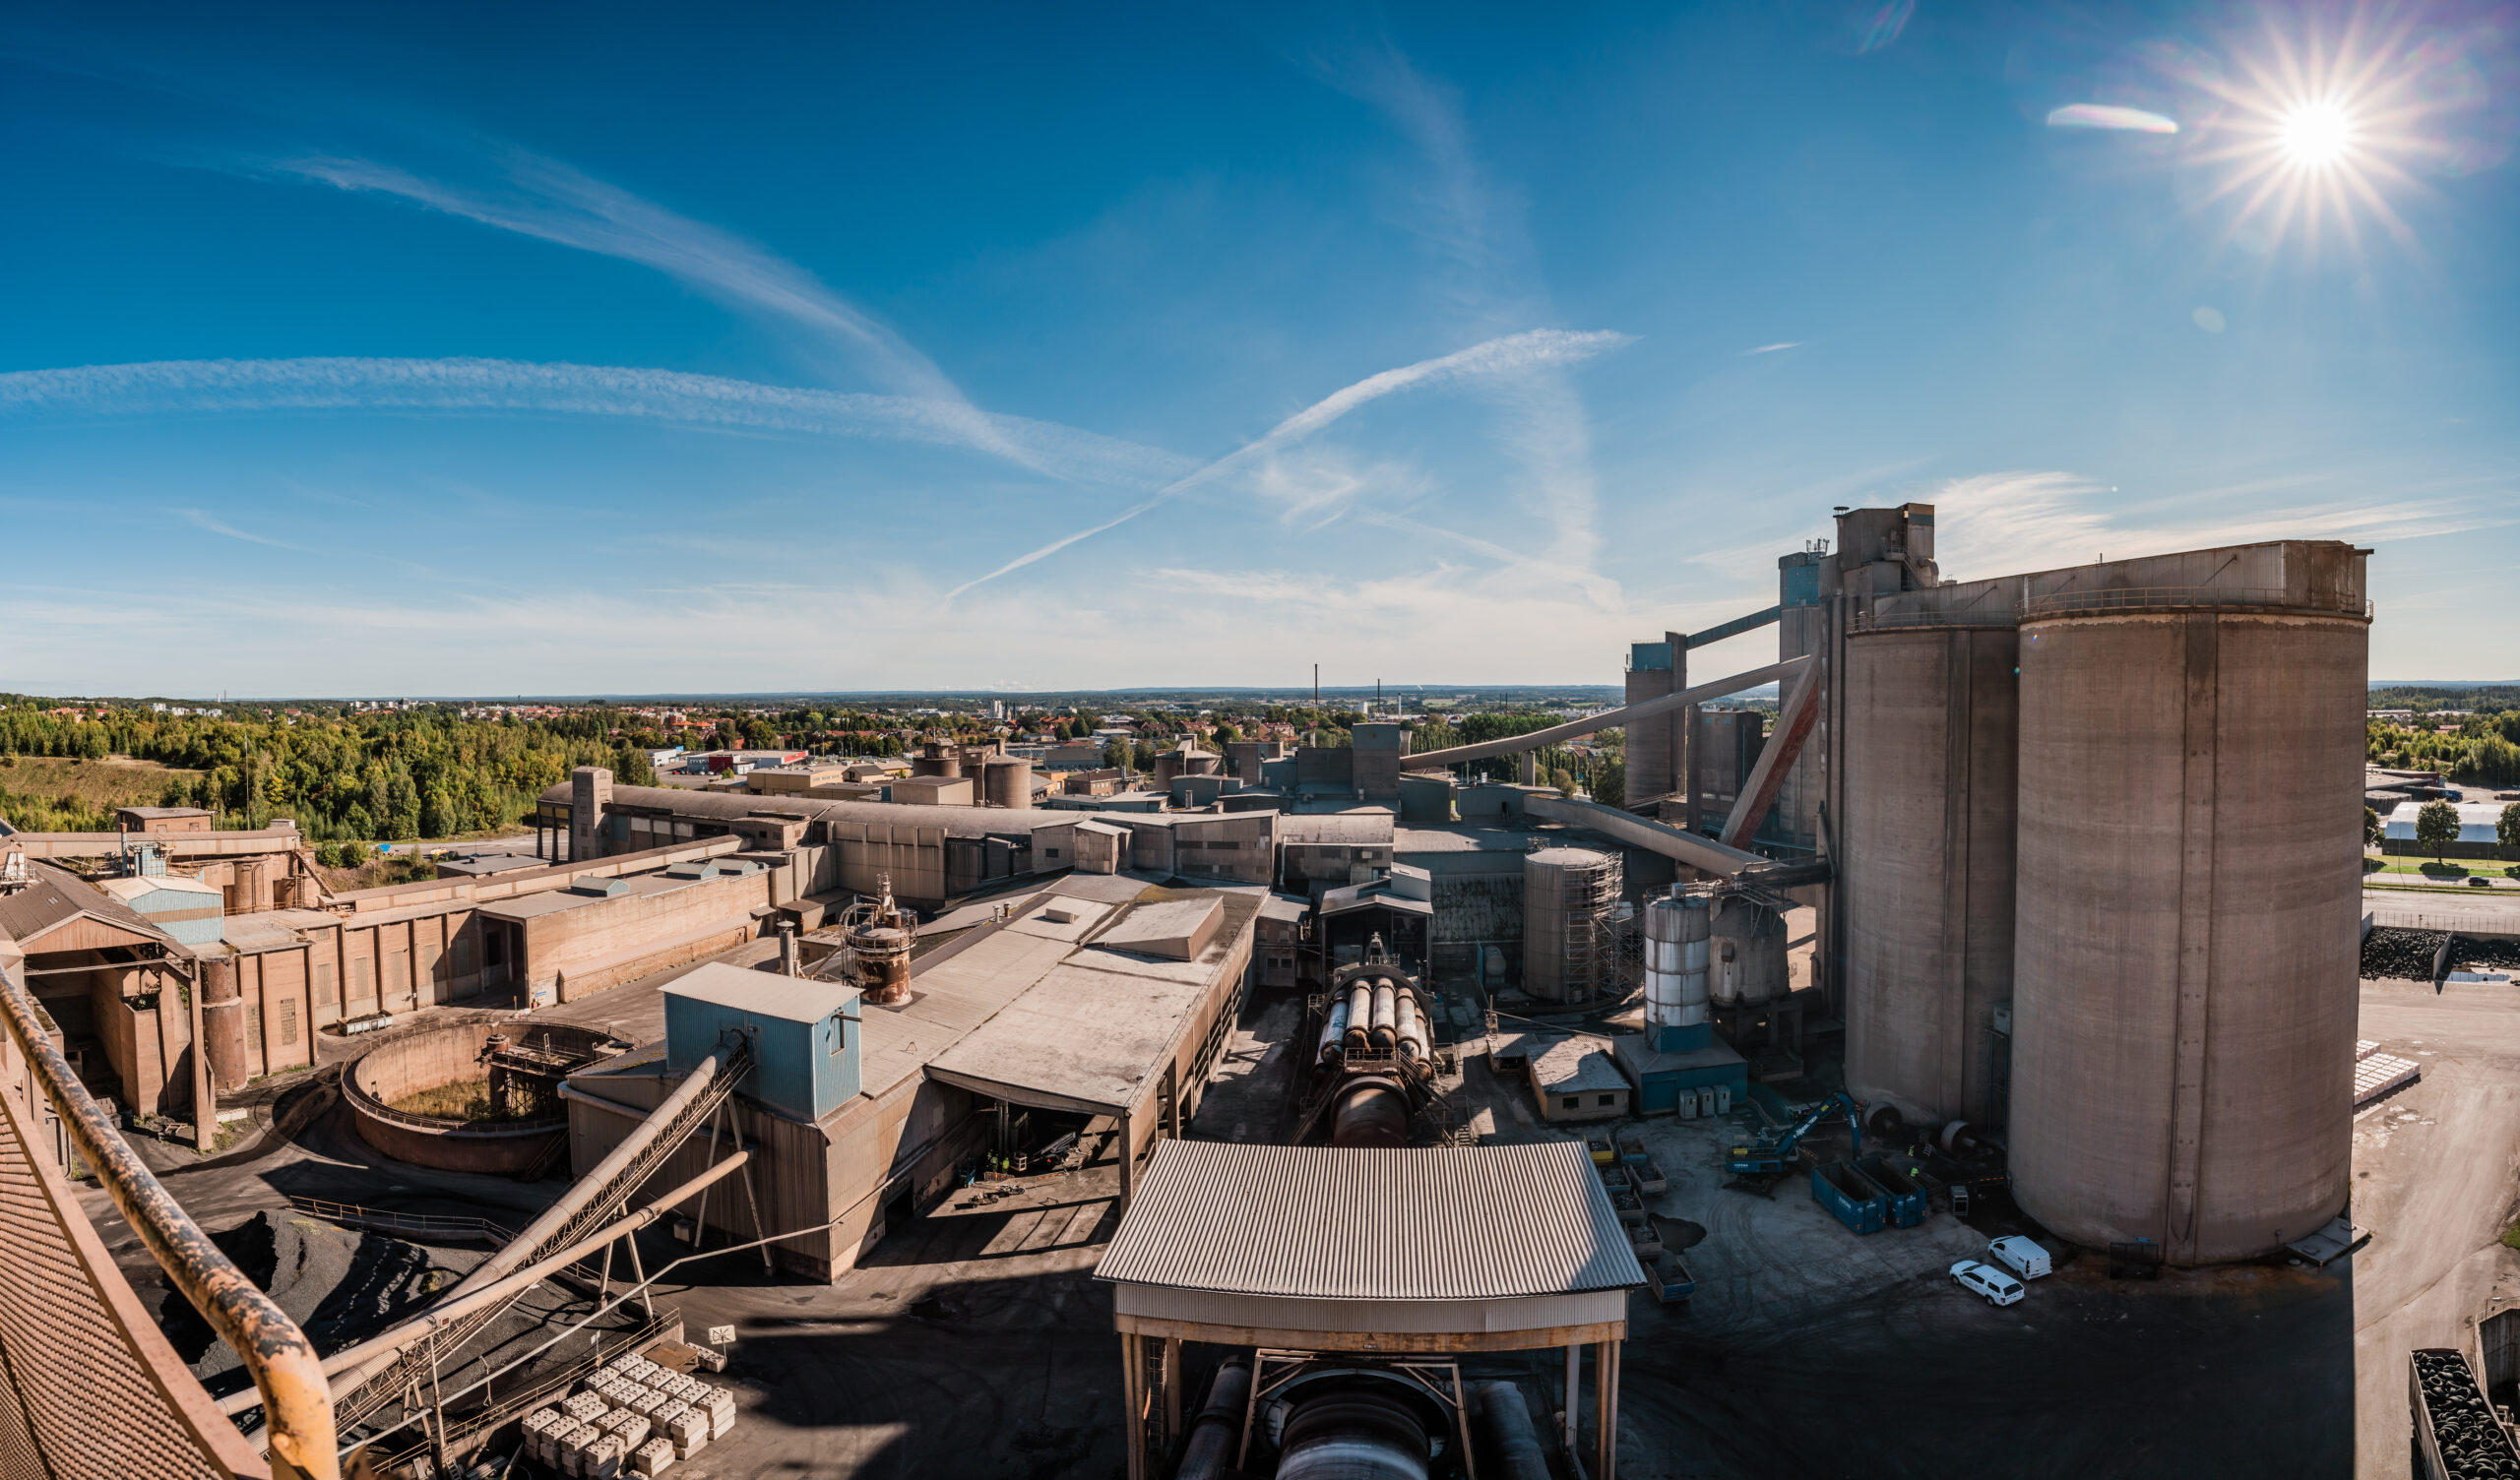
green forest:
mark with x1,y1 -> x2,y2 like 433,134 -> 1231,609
0,699 -> 660,841
2370,709 -> 2520,788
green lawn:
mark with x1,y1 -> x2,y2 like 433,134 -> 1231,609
2365,854 -> 2518,880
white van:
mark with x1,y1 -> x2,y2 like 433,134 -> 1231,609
1987,1236 -> 2052,1279
1949,1260 -> 2024,1307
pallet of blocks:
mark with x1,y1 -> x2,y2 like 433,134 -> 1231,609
662,1400 -> 710,1459
561,1390 -> 609,1426
550,1421 -> 598,1475
520,1408 -> 564,1467
631,1436 -> 677,1477
599,1408 -> 652,1450
696,1383 -> 737,1440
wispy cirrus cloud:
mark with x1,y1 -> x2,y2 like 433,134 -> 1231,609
261,148 -> 1038,468
1746,341 -> 1802,354
178,508 -> 301,550
939,328 -> 1633,600
0,357 -> 1197,490
1924,468 -> 2511,581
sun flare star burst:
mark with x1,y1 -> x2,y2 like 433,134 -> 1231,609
2178,12 -> 2456,258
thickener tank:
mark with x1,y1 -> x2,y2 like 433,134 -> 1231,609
981,758 -> 1033,809
2008,573 -> 2367,1265
1708,894 -> 1785,1008
1841,621 -> 2019,1125
1521,847 -> 1616,1003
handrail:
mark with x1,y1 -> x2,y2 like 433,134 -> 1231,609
336,1069 -> 566,1134
1846,606 -> 2020,634
2018,586 -> 2370,620
0,962 -> 340,1479
284,1196 -> 515,1245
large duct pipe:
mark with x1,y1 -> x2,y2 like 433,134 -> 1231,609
1393,992 -> 1424,1063
1276,1392 -> 1431,1480
1345,980 -> 1374,1052
1369,978 -> 1398,1049
1317,1000 -> 1352,1066
1331,1079 -> 1411,1147
1473,1383 -> 1550,1480
1175,1358 -> 1252,1480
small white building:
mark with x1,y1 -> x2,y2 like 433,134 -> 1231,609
1531,1033 -> 1631,1123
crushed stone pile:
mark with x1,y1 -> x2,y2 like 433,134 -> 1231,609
158,1209 -> 481,1385
2362,928 -> 2450,982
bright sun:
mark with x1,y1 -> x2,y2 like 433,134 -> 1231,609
2278,99 -> 2357,167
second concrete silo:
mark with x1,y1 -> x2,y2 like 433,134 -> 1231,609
1840,615 -> 2019,1126
1521,847 -> 1619,1003
981,758 -> 1033,810
2008,547 -> 2367,1265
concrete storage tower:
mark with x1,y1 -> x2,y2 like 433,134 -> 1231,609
1841,616 -> 2020,1125
981,757 -> 1033,809
1522,847 -> 1618,1003
2007,543 -> 2368,1265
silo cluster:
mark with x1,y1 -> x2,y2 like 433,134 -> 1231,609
1838,541 -> 2368,1264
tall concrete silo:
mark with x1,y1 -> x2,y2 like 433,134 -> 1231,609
982,758 -> 1033,810
1841,620 -> 2019,1125
2008,562 -> 2367,1265
1521,847 -> 1618,1003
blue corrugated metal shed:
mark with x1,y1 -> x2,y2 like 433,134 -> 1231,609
663,962 -> 860,1122
94,874 -> 224,947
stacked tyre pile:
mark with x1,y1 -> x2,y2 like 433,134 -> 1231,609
523,1353 -> 739,1476
2411,1348 -> 2520,1479
2362,928 -> 2450,981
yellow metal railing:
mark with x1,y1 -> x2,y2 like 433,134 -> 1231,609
0,958 -> 338,1480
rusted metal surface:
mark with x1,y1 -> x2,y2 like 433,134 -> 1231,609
0,960 -> 338,1480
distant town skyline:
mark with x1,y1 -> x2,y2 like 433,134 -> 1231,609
2,3 -> 2512,694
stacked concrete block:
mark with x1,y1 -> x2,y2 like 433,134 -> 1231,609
663,1403 -> 710,1459
628,1388 -> 669,1421
694,1384 -> 736,1439
523,1408 -> 565,1465
562,1391 -> 609,1426
550,1423 -> 598,1476
599,1409 -> 652,1450
631,1437 -> 677,1477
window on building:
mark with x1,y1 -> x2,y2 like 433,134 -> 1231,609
1597,1094 -> 1617,1106
1561,1096 -> 1581,1111
1044,848 -> 1061,859
830,1016 -> 848,1056
313,961 -> 336,1006
278,999 -> 298,1046
246,1004 -> 262,1047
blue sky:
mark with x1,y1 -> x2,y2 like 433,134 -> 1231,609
1,2 -> 2513,697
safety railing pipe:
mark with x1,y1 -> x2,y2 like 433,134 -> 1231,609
0,964 -> 341,1480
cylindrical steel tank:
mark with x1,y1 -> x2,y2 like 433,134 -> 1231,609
2009,598 -> 2367,1265
1643,890 -> 1711,1041
1708,894 -> 1785,1008
1317,1000 -> 1351,1066
1330,1079 -> 1410,1147
1276,1391 -> 1429,1480
981,758 -> 1033,810
1393,993 -> 1424,1063
1520,847 -> 1614,1003
1368,978 -> 1398,1049
849,924 -> 914,1005
1841,624 -> 2020,1124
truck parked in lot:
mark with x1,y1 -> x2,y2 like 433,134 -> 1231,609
1812,1160 -> 1888,1234
1854,1154 -> 1928,1228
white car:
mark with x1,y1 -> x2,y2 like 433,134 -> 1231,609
1986,1235 -> 2052,1280
1950,1260 -> 2025,1307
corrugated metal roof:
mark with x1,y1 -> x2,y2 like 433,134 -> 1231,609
0,860 -> 176,951
1097,1141 -> 1645,1300
663,960 -> 858,1023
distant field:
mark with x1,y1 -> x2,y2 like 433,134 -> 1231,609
0,754 -> 203,811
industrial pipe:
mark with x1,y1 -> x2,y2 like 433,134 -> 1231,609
1345,980 -> 1374,1052
1369,978 -> 1398,1049
0,962 -> 341,1479
1473,1382 -> 1550,1480
1403,655 -> 1807,771
1276,1391 -> 1432,1480
304,1153 -> 749,1396
1331,1079 -> 1411,1147
1174,1358 -> 1252,1480
1393,992 -> 1424,1063
1317,1000 -> 1351,1066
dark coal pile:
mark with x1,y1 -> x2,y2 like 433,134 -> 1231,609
2362,928 -> 2449,981
2453,936 -> 2520,972
2413,1349 -> 2520,1478
158,1210 -> 480,1388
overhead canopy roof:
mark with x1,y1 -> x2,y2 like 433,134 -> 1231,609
1096,1141 -> 1642,1351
